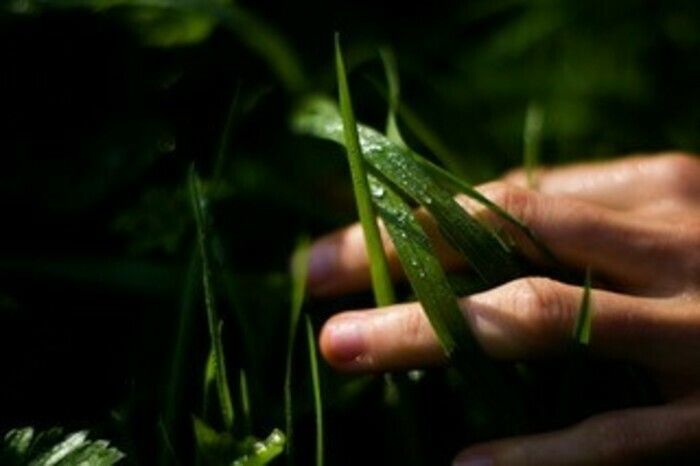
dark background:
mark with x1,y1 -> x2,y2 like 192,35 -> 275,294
1,0 -> 699,464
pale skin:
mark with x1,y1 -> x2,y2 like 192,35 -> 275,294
306,153 -> 700,465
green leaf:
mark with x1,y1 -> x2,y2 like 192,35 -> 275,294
305,315 -> 324,466
293,96 -> 522,286
284,236 -> 310,461
1,427 -> 124,466
379,48 -> 407,148
572,268 -> 593,346
335,35 -> 396,307
189,168 -> 235,431
239,369 -> 252,435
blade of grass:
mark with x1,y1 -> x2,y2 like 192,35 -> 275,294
305,315 -> 324,466
159,247 -> 199,466
335,34 -> 396,306
572,268 -> 593,346
189,168 -> 235,431
379,48 -> 406,148
523,101 -> 544,189
284,236 -> 310,463
239,369 -> 252,435
293,97 -> 521,285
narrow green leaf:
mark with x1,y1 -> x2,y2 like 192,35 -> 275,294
305,315 -> 324,466
572,269 -> 593,345
239,370 -> 252,435
379,48 -> 406,148
368,176 -> 474,357
293,97 -> 521,285
335,35 -> 396,306
523,102 -> 544,189
284,237 -> 310,461
189,169 -> 235,431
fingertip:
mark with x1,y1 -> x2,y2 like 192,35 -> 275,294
307,239 -> 338,293
319,313 -> 367,369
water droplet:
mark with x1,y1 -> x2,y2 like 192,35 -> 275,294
370,184 -> 385,199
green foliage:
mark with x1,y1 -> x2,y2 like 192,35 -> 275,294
1,427 -> 124,466
293,97 -> 523,286
193,418 -> 284,466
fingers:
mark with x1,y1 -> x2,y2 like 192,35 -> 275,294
309,181 -> 694,297
505,152 -> 700,210
453,400 -> 700,465
320,277 -> 696,373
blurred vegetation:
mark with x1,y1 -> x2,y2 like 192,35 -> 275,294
1,0 -> 699,464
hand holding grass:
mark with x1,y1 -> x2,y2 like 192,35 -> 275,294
308,153 -> 700,465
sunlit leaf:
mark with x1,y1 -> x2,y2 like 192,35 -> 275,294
1,427 -> 124,466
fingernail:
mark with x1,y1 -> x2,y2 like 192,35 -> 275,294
308,241 -> 337,288
453,453 -> 493,466
326,318 -> 365,363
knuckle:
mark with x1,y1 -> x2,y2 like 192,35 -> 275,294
484,182 -> 538,221
509,277 -> 571,343
401,307 -> 429,345
656,153 -> 700,199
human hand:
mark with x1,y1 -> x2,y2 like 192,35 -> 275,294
307,153 -> 700,465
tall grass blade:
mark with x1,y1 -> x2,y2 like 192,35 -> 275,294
159,247 -> 199,466
335,34 -> 396,306
523,101 -> 544,189
293,97 -> 522,285
305,315 -> 324,466
573,268 -> 593,345
379,48 -> 406,148
189,168 -> 235,431
239,369 -> 252,435
284,237 -> 310,462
